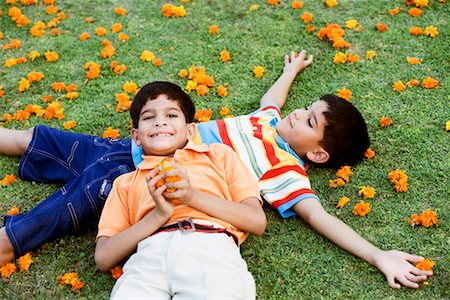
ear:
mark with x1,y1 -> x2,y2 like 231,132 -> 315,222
131,128 -> 141,146
306,148 -> 330,164
186,123 -> 196,140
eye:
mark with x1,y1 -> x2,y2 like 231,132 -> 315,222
307,117 -> 312,127
168,113 -> 178,118
142,115 -> 154,120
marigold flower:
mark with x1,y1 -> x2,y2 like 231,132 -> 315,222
267,0 -> 279,5
406,79 -> 420,87
253,66 -> 265,78
424,26 -> 438,37
249,4 -> 260,11
123,81 -> 138,94
376,23 -> 388,32
406,57 -> 421,64
18,78 -> 31,92
110,266 -> 123,280
329,178 -> 345,188
408,7 -> 422,17
12,110 -> 31,121
111,23 -> 122,33
209,24 -> 219,35
66,84 -> 77,92
409,26 -> 423,35
380,116 -> 393,127
44,51 -> 59,62
325,0 -> 338,7
220,50 -> 231,62
1,262 -> 17,278
102,44 -> 116,58
27,71 -> 44,83
347,53 -> 359,63
409,213 -> 421,226
353,201 -> 371,216
29,50 -> 40,61
118,33 -> 129,42
292,1 -> 303,9
336,166 -> 353,182
52,82 -> 66,92
63,120 -> 77,129
446,120 -> 450,131
196,84 -> 209,96
219,105 -> 231,117
336,196 -> 350,208
194,109 -> 213,122
0,89 -> 4,99
305,24 -> 315,32
46,5 -> 59,14
416,258 -> 435,271
161,4 -> 186,17
217,85 -> 228,97
84,61 -> 101,79
154,159 -> 180,193
103,127 -> 120,139
153,58 -> 162,67
43,0 -> 56,4
65,92 -> 79,100
419,209 -> 438,227
79,32 -> 90,41
422,77 -> 438,89
57,272 -> 85,293
95,27 -> 106,36
300,12 -> 313,23
2,113 -> 12,122
393,80 -> 406,92
337,87 -> 352,101
114,7 -> 128,16
358,186 -> 376,199
141,50 -> 156,62
345,19 -> 358,29
6,205 -> 19,215
51,28 -> 61,36
179,69 -> 188,78
389,7 -> 401,15
364,148 -> 375,159
365,50 -> 377,60
405,0 -> 415,5
18,253 -> 33,271
30,21 -> 46,37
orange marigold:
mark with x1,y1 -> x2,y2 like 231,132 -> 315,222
18,253 -> 33,272
408,7 -> 422,16
337,87 -> 352,101
111,23 -> 123,33
376,23 -> 388,32
209,24 -> 219,35
336,196 -> 350,208
300,12 -> 313,23
102,44 -> 116,58
393,80 -> 406,92
422,77 -> 438,89
267,0 -> 279,5
253,66 -> 265,78
336,166 -> 352,182
161,4 -> 186,17
217,85 -> 228,97
153,58 -> 162,67
325,0 -> 338,7
333,52 -> 347,64
1,262 -> 17,278
27,71 -> 44,83
358,186 -> 376,199
123,81 -> 138,94
179,69 -> 188,78
194,109 -> 213,122
406,57 -> 421,64
219,105 -> 231,117
329,178 -> 345,188
347,53 -> 359,63
380,116 -> 393,127
196,84 -> 209,96
6,205 -> 20,215
118,33 -> 129,42
46,5 -> 59,14
419,209 -> 438,228
306,24 -> 315,32
353,201 -> 371,216
406,79 -> 420,87
65,92 -> 79,100
30,21 -> 46,37
416,258 -> 435,271
409,26 -> 423,35
18,78 -> 30,92
364,148 -> 375,159
29,50 -> 40,61
292,1 -> 303,9
44,51 -> 59,62
57,272 -> 85,293
52,82 -> 66,92
114,7 -> 128,16
103,127 -> 120,139
63,120 -> 77,129
220,50 -> 231,62
95,27 -> 107,36
389,7 -> 401,15
154,159 -> 180,193
79,32 -> 90,41
110,266 -> 123,280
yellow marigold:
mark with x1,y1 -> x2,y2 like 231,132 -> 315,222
446,120 -> 450,131
194,109 -> 213,123
18,253 -> 33,271
300,12 -> 313,23
79,32 -> 90,41
409,26 -> 423,35
333,52 -> 347,64
408,7 -> 422,16
95,27 -> 107,36
406,79 -> 420,87
249,4 -> 260,11
347,53 -> 359,63
267,0 -> 279,5
111,22 -> 122,33
29,50 -> 40,61
336,196 -> 350,208
123,81 -> 138,94
416,258 -> 435,271
422,77 -> 438,89
329,178 -> 345,188
2,113 -> 12,122
219,105 -> 231,117
424,26 -> 438,37
179,69 -> 188,78
393,80 -> 406,92
380,116 -> 393,127
353,201 -> 371,216
253,66 -> 265,78
114,7 -> 128,16
196,84 -> 209,96
161,4 -> 186,17
44,51 -> 59,62
110,266 -> 123,280
153,58 -> 162,67
6,205 -> 19,215
337,87 -> 352,101
345,19 -> 358,29
364,148 -> 375,159
358,186 -> 376,199
27,71 -> 44,83
325,0 -> 338,7
407,57 -> 421,64
376,23 -> 388,32
220,50 -> 231,62
65,92 -> 79,100
209,24 -> 219,35
292,1 -> 303,9
141,50 -> 156,62
30,21 -> 46,37
46,5 -> 59,14
5,58 -> 17,67
63,120 -> 77,129
18,78 -> 30,92
217,85 -> 228,97
103,127 -> 120,139
419,209 -> 438,228
185,80 -> 197,93
0,262 -> 17,278
413,0 -> 428,7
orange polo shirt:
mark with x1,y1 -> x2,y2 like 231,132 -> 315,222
97,141 -> 262,245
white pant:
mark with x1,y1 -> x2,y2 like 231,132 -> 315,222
111,229 -> 255,299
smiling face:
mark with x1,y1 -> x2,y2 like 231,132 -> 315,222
276,99 -> 329,162
131,94 -> 194,156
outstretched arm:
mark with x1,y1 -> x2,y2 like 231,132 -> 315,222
260,50 -> 313,109
294,198 -> 432,289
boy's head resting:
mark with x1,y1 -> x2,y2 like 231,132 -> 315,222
277,94 -> 370,169
130,81 -> 196,156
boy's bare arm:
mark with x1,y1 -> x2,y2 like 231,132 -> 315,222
260,50 -> 313,109
293,198 -> 432,289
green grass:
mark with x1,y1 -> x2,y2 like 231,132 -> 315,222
0,0 -> 448,299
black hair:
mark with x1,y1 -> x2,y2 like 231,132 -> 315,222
130,81 -> 195,128
306,94 -> 370,169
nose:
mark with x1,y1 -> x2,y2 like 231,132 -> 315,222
154,116 -> 167,127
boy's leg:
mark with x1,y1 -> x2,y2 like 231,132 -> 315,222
0,228 -> 14,265
0,127 -> 33,156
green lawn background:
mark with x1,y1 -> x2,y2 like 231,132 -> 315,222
0,0 -> 448,299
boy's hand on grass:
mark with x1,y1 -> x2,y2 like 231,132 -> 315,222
373,250 -> 432,289
146,168 -> 173,219
283,50 -> 313,75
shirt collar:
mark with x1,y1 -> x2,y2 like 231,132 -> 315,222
137,140 -> 210,170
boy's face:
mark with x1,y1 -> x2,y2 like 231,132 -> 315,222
276,99 -> 328,161
131,94 -> 194,156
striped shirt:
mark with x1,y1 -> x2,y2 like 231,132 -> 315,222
132,104 -> 319,218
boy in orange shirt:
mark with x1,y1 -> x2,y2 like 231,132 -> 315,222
94,81 -> 266,298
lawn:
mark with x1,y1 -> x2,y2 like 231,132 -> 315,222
0,0 -> 448,299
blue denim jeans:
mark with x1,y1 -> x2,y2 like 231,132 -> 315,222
4,125 -> 135,257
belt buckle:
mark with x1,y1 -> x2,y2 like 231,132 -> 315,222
177,217 -> 196,233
